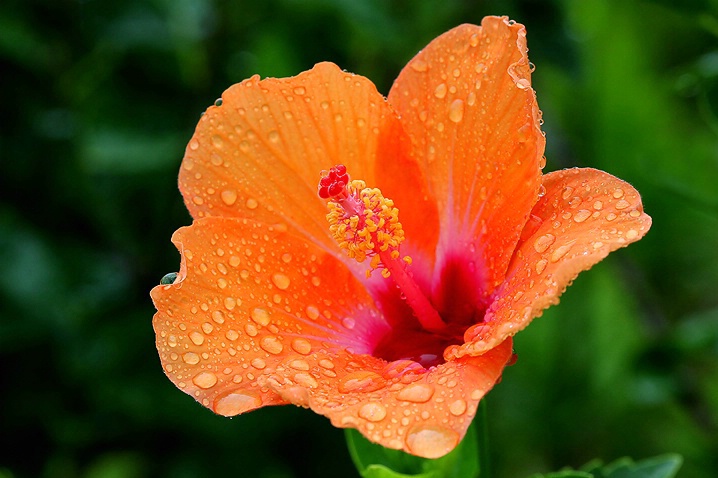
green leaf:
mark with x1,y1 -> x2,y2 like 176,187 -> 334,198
530,454 -> 683,478
346,415 -> 481,478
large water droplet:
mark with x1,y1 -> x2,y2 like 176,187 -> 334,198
551,244 -> 572,262
245,198 -> 259,210
260,335 -> 283,355
410,59 -> 428,72
339,371 -> 386,393
251,308 -> 270,326
358,402 -> 387,422
573,210 -> 591,223
448,399 -> 467,416
193,372 -> 218,389
533,234 -> 556,253
291,338 -> 312,355
434,83 -> 447,99
448,99 -> 464,123
214,391 -> 261,416
189,331 -> 204,346
397,383 -> 435,403
405,425 -> 459,459
272,273 -> 290,290
182,352 -> 200,364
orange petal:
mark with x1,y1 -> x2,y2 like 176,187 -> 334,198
179,62 -> 439,267
446,168 -> 652,360
388,17 -> 544,296
262,338 -> 513,458
151,217 -> 390,416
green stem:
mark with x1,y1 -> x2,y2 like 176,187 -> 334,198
477,399 -> 490,478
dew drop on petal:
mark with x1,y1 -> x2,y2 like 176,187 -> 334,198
448,399 -> 467,416
533,234 -> 556,253
448,99 -> 464,123
251,358 -> 266,370
189,331 -> 204,346
405,425 -> 459,459
272,273 -> 290,290
573,210 -> 591,223
291,338 -> 312,355
251,308 -> 270,326
246,198 -> 259,209
305,306 -> 320,320
410,59 -> 428,72
182,352 -> 200,365
193,372 -> 218,389
358,402 -> 387,422
214,391 -> 261,416
434,83 -> 447,99
551,244 -> 572,262
535,259 -> 548,274
220,189 -> 237,206
626,229 -> 639,240
260,335 -> 283,355
341,317 -> 355,330
397,383 -> 435,403
339,371 -> 386,393
615,199 -> 630,210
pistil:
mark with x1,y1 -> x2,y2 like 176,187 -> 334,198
318,165 -> 446,333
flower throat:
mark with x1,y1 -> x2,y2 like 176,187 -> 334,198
318,165 -> 446,333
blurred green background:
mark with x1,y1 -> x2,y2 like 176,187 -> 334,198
2,0 -> 717,477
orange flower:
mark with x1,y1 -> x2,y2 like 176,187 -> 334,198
152,16 -> 651,458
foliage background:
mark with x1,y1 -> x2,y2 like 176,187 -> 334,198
1,0 -> 717,477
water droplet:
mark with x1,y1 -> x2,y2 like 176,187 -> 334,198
448,99 -> 464,123
533,234 -> 556,253
291,338 -> 312,355
293,372 -> 318,388
613,188 -> 625,199
452,68 -> 461,78
217,278 -> 228,289
537,184 -> 546,197
189,331 -> 204,346
246,198 -> 259,209
434,83 -> 447,99
341,317 -> 355,330
358,402 -> 387,422
289,359 -> 310,371
251,308 -> 270,326
293,86 -> 306,95
551,244 -> 572,262
201,322 -> 214,334
625,229 -> 639,240
410,59 -> 428,72
593,200 -> 603,210
260,335 -> 283,354
244,323 -> 258,337
405,425 -> 459,459
319,359 -> 335,369
193,372 -> 218,389
573,210 -> 591,223
561,186 -> 574,200
515,78 -> 530,90
469,33 -> 480,47
192,196 -> 204,206
306,306 -> 320,320
224,297 -> 237,310
397,383 -> 435,403
214,391 -> 261,416
339,371 -> 386,393
535,259 -> 548,274
606,212 -> 617,221
225,329 -> 239,341
251,358 -> 266,370
160,272 -> 177,285
615,199 -> 630,210
268,130 -> 280,143
448,399 -> 467,416
182,352 -> 200,365
272,273 -> 290,290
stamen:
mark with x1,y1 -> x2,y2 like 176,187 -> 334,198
318,165 -> 446,333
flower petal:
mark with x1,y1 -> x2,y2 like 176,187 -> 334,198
388,17 -> 545,296
446,168 -> 652,359
262,338 -> 514,458
151,216 -> 390,416
179,62 -> 439,266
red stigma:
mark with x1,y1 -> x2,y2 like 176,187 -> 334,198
318,164 -> 349,199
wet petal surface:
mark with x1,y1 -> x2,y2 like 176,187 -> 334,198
179,62 -> 439,272
388,17 -> 545,302
446,168 -> 651,359
152,217 -> 389,415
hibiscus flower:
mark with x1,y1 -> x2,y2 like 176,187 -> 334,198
152,16 -> 650,458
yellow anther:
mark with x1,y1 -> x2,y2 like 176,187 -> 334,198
324,179 -> 410,276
